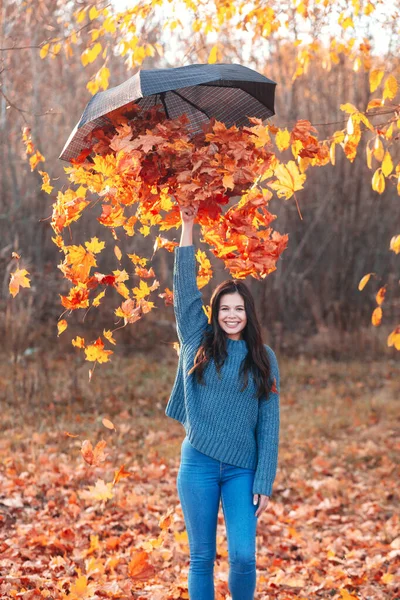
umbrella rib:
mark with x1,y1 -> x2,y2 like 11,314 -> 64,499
170,90 -> 211,119
159,92 -> 170,119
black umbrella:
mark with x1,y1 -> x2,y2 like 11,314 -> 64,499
59,62 -> 277,163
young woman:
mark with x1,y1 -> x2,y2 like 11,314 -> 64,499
165,202 -> 280,600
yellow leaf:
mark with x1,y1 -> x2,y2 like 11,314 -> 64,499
208,45 -> 218,64
87,79 -> 99,95
76,9 -> 87,23
364,2 -> 375,15
389,235 -> 400,254
115,282 -> 130,299
132,279 -> 151,300
114,245 -> 122,261
371,307 -> 382,326
332,130 -> 345,144
269,161 -> 306,200
92,290 -> 106,307
384,123 -> 394,140
82,42 -> 102,66
381,151 -> 393,176
39,43 -> 50,59
80,479 -> 114,502
275,129 -> 291,151
29,150 -> 45,171
72,336 -> 85,348
358,273 -> 372,291
89,6 -> 100,20
371,169 -> 385,194
340,102 -> 358,115
139,225 -> 150,236
98,66 -> 110,90
9,268 -> 31,297
329,143 -> 336,165
85,338 -> 113,363
52,43 -> 61,56
291,139 -> 303,159
387,326 -> 400,350
369,69 -> 384,93
57,319 -> 68,336
103,329 -> 117,345
373,137 -> 384,162
85,237 -> 105,254
383,75 -> 398,101
340,16 -> 354,29
38,170 -> 53,194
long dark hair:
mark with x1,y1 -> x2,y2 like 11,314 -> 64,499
187,279 -> 272,400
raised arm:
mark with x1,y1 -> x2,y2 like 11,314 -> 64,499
173,204 -> 209,344
252,346 -> 281,497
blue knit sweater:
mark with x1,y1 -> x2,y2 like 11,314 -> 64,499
165,244 -> 280,497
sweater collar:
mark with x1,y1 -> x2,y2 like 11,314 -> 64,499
226,336 -> 248,352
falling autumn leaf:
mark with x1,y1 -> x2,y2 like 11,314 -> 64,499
72,336 -> 85,348
389,235 -> 400,254
102,417 -> 116,431
387,326 -> 400,350
371,169 -> 385,194
9,268 -> 31,297
371,307 -> 382,326
79,479 -> 114,502
84,337 -> 113,363
103,329 -> 117,345
375,287 -> 386,306
114,245 -> 122,261
81,440 -> 108,466
358,273 -> 372,291
132,279 -> 151,300
57,319 -> 68,336
113,464 -> 132,485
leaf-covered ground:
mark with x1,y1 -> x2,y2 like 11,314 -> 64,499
0,353 -> 399,599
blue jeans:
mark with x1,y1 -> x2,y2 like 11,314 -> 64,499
177,435 -> 258,600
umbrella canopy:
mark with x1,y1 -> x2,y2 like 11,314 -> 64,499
59,62 -> 277,163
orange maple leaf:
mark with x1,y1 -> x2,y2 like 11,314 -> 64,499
84,337 -> 113,363
9,268 -> 31,297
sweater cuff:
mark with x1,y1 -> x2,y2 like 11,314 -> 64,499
252,478 -> 273,497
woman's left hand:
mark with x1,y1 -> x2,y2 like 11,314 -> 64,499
253,494 -> 269,517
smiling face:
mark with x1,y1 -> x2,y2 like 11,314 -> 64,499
218,291 -> 247,340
